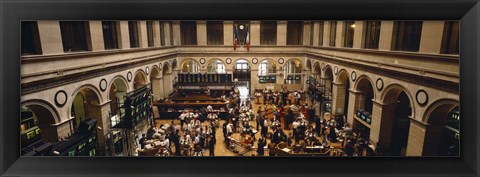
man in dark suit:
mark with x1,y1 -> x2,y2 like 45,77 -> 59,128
139,134 -> 146,149
257,137 -> 266,156
208,136 -> 216,156
314,115 -> 321,135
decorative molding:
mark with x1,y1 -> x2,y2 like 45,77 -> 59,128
146,66 -> 150,75
54,90 -> 67,107
376,78 -> 384,91
334,66 -> 338,75
351,71 -> 357,82
200,58 -> 206,64
278,58 -> 284,64
99,79 -> 108,92
127,71 -> 133,82
226,58 -> 232,64
416,89 -> 429,106
252,58 -> 258,64
307,54 -> 458,93
21,54 -> 177,95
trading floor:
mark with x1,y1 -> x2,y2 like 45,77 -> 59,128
20,20 -> 459,157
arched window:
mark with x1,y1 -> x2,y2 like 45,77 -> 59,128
181,59 -> 200,73
258,60 -> 276,76
258,60 -> 277,83
207,59 -> 225,73
284,59 -> 302,84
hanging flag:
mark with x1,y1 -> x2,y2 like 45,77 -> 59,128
233,23 -> 238,50
245,25 -> 250,51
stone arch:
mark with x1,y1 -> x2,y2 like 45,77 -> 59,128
70,84 -> 107,155
420,98 -> 460,156
313,62 -> 321,75
206,58 -> 226,73
423,98 -> 459,123
377,83 -> 415,156
107,75 -> 130,100
22,99 -> 61,142
233,58 -> 252,67
133,69 -> 148,89
150,65 -> 162,101
180,58 -> 200,73
323,65 -> 334,79
284,58 -> 303,69
353,75 -> 375,95
259,58 -> 278,67
380,83 -> 415,116
258,58 -> 278,75
306,59 -> 312,71
335,69 -> 349,84
71,84 -> 104,104
150,65 -> 161,78
171,59 -> 178,70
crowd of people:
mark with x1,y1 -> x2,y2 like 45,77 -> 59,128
137,85 -> 376,156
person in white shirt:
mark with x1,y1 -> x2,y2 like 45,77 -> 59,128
179,111 -> 187,129
207,105 -> 213,112
226,123 -> 233,136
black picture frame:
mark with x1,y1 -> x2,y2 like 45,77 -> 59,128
1,0 -> 479,177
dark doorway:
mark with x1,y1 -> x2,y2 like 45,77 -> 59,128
390,91 -> 412,156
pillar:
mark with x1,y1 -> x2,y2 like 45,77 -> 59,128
335,21 -> 345,47
223,21 -> 233,46
277,21 -> 287,46
370,101 -> 397,151
303,21 -> 312,46
196,21 -> 207,45
331,82 -> 347,115
312,22 -> 320,46
347,89 -> 363,126
118,21 -> 131,49
250,21 -> 260,46
405,118 -> 428,156
323,21 -> 331,47
419,21 -> 445,54
164,22 -> 172,46
153,21 -> 161,47
37,21 -> 64,54
138,21 -> 148,48
353,21 -> 364,49
151,77 -> 162,102
158,77 -> 165,99
88,21 -> 105,51
378,21 -> 394,51
172,21 -> 181,46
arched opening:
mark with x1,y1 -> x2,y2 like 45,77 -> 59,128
21,103 -> 58,143
313,63 -> 321,81
284,59 -> 302,84
149,67 -> 161,101
108,77 -> 128,156
352,77 -> 374,142
133,70 -> 147,89
71,87 -> 105,155
233,59 -> 251,100
318,66 -> 334,119
258,59 -> 277,83
333,70 -> 350,128
380,87 -> 413,156
206,59 -> 226,73
180,59 -> 200,73
306,59 -> 312,71
422,100 -> 459,156
162,63 -> 173,98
